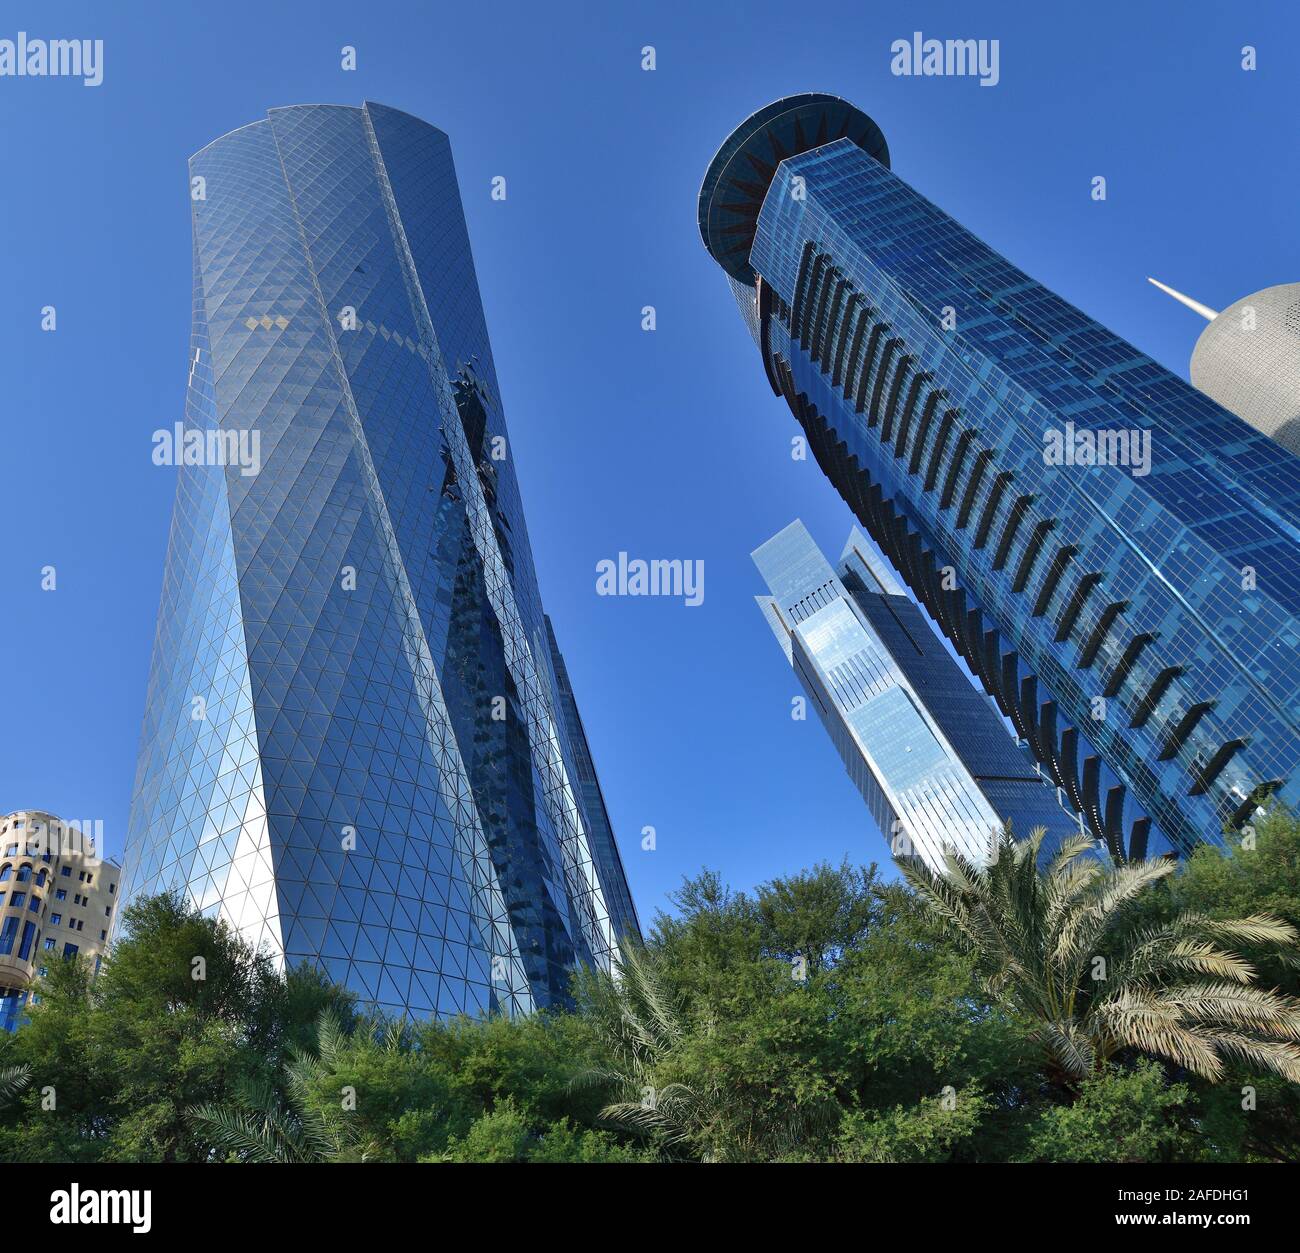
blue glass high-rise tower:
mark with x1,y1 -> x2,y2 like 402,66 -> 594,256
701,94 -> 1300,859
123,103 -> 637,1018
755,520 -> 1078,873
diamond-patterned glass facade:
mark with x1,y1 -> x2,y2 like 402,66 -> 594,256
122,102 -> 636,1018
701,95 -> 1300,860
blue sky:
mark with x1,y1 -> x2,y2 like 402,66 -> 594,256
0,1 -> 1295,924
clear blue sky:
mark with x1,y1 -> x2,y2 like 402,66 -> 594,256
0,1 -> 1295,922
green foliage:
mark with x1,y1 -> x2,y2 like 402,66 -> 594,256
439,1100 -> 648,1163
836,1086 -> 991,1163
573,864 -> 1036,1162
187,997 -> 626,1163
1154,807 -> 1300,1161
416,1004 -> 609,1132
441,1098 -> 533,1162
0,891 -> 351,1162
1020,1061 -> 1197,1163
898,827 -> 1300,1087
525,1120 -> 651,1163
4,840 -> 1293,1165
190,1011 -> 385,1162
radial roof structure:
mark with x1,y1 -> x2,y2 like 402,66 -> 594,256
698,93 -> 890,283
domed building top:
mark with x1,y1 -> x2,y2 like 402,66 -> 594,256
1190,283 -> 1300,459
698,93 -> 889,283
1151,277 -> 1300,460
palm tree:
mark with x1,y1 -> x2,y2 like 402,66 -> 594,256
577,942 -> 835,1161
189,1011 -> 373,1162
897,826 -> 1300,1087
576,941 -> 720,1157
0,1065 -> 30,1111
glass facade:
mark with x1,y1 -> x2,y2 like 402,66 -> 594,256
704,95 -> 1300,859
123,102 -> 637,1019
755,521 -> 1078,872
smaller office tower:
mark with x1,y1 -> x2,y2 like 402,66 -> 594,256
754,522 -> 1079,873
0,810 -> 120,1031
1148,278 -> 1300,458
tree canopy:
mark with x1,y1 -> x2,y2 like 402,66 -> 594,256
2,814 -> 1298,1163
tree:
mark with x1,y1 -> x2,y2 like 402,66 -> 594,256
1160,807 -> 1300,1161
898,827 -> 1300,1089
0,892 -> 350,1162
189,1010 -> 375,1163
193,993 -> 637,1163
7,856 -> 1286,1165
578,864 -> 1035,1162
574,941 -> 730,1159
1020,1060 -> 1198,1163
439,1099 -> 648,1163
0,1066 -> 29,1111
836,1086 -> 991,1163
416,1002 -> 609,1136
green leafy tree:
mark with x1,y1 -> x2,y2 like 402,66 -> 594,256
439,1100 -> 646,1163
836,1086 -> 991,1163
1159,807 -> 1300,1161
4,859 -> 1279,1165
1020,1061 -> 1198,1163
193,996 -> 636,1163
0,892 -> 349,1162
898,828 -> 1300,1088
441,1098 -> 533,1162
580,864 -> 1035,1162
417,1004 -> 608,1136
524,1118 -> 651,1163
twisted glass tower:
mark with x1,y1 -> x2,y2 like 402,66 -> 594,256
123,102 -> 636,1018
701,94 -> 1300,860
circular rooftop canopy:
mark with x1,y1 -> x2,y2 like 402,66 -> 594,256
698,93 -> 890,283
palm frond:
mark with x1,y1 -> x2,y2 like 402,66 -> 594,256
905,826 -> 1300,1090
1191,1030 -> 1300,1084
188,1008 -> 366,1163
1052,857 -> 1177,980
1037,1021 -> 1096,1081
1196,913 -> 1300,949
616,942 -> 684,1055
1157,982 -> 1300,1039
0,1064 -> 30,1109
189,1099 -> 316,1163
1094,989 -> 1224,1079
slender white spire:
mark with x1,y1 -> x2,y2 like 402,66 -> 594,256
1147,276 -> 1218,321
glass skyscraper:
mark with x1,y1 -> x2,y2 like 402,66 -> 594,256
755,521 -> 1077,872
123,102 -> 637,1018
701,94 -> 1300,860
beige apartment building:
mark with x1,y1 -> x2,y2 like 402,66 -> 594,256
0,809 -> 119,1031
